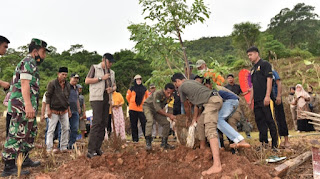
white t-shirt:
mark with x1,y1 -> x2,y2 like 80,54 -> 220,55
42,92 -> 48,118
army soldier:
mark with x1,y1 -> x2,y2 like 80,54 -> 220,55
144,83 -> 176,151
1,38 -> 50,177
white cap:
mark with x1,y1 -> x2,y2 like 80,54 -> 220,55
196,59 -> 206,68
134,74 -> 142,80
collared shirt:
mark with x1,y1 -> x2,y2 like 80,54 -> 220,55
86,64 -> 116,89
46,78 -> 70,111
8,55 -> 40,114
251,59 -> 273,102
69,84 -> 79,113
143,90 -> 171,112
179,80 -> 212,106
224,83 -> 242,96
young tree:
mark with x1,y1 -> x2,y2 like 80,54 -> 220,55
137,0 -> 210,79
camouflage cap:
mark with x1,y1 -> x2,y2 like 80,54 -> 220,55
30,38 -> 51,52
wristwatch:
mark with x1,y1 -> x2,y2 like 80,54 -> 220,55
98,77 -> 102,82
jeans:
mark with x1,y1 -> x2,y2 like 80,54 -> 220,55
46,113 -> 69,151
217,99 -> 244,144
45,118 -> 60,145
68,112 -> 79,149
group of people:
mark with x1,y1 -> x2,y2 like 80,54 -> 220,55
0,34 -> 317,177
287,84 -> 317,132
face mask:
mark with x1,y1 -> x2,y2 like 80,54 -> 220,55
35,55 -> 44,65
290,92 -> 295,95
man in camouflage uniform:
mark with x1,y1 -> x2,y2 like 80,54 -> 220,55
1,38 -> 50,177
144,83 -> 176,151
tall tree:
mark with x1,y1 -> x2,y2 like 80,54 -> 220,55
231,22 -> 261,51
268,3 -> 319,48
137,0 -> 210,78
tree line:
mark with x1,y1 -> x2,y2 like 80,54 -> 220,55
0,2 -> 319,102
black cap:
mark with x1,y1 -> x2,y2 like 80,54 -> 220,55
58,67 -> 68,73
103,53 -> 115,63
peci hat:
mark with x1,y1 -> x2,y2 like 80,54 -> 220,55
103,53 -> 115,63
134,74 -> 142,80
30,38 -> 51,52
196,59 -> 206,68
58,67 -> 68,73
71,73 -> 79,78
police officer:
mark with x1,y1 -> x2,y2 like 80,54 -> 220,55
144,83 -> 176,151
1,38 -> 51,177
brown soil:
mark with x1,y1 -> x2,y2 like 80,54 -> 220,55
41,145 -> 273,179
0,117 -> 317,179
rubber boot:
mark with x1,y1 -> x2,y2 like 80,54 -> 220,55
22,153 -> 41,168
1,160 -> 30,177
96,149 -> 103,156
160,137 -> 175,150
145,136 -> 152,151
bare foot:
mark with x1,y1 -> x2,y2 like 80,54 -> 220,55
201,165 -> 222,176
230,140 -> 251,149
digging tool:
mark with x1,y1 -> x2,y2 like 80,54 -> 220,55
270,100 -> 281,148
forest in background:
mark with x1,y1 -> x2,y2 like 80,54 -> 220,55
0,2 -> 319,109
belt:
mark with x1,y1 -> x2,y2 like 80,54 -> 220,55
210,89 -> 219,97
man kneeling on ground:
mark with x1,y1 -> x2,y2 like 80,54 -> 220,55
144,83 -> 176,151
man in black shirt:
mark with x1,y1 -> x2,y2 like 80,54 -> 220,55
248,47 -> 278,149
224,74 -> 251,138
225,74 -> 241,95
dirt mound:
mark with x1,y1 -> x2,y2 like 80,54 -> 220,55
43,145 -> 272,179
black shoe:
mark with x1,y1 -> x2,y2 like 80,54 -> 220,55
145,136 -> 152,151
96,149 -> 103,156
160,137 -> 175,150
22,156 -> 41,168
1,160 -> 30,177
87,152 -> 98,158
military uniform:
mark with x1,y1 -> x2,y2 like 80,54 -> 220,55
2,54 -> 40,161
143,90 -> 171,137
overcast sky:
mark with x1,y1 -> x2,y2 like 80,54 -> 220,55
2,0 -> 320,55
